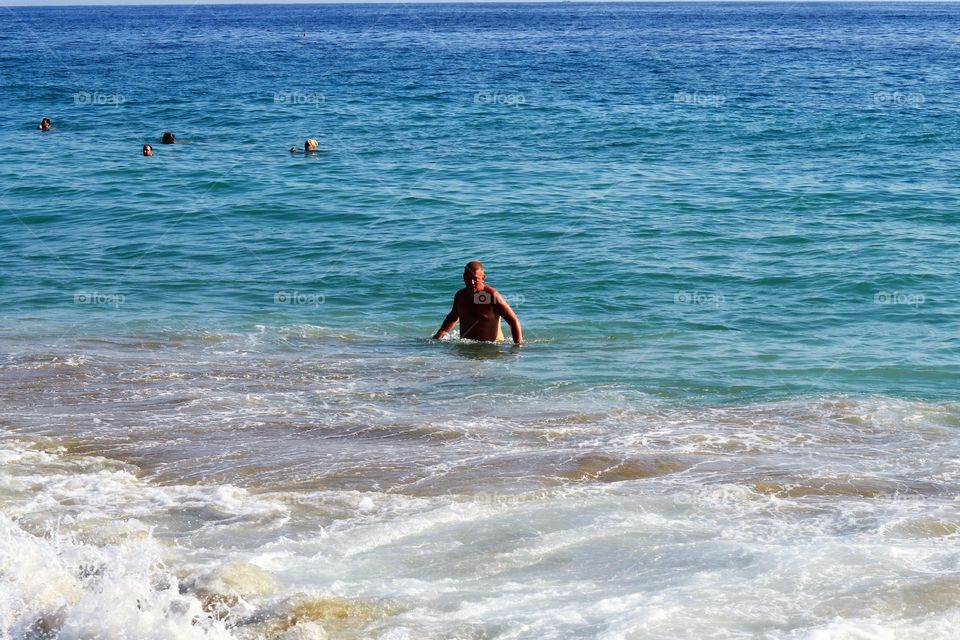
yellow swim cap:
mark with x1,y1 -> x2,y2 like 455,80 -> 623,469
305,139 -> 319,150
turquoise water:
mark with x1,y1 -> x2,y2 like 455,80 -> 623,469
2,2 -> 958,402
3,4 -> 960,639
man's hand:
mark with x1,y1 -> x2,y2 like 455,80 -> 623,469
433,301 -> 458,340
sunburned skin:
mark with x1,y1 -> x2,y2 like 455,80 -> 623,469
432,261 -> 523,345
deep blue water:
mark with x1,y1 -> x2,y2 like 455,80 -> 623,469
1,2 -> 958,402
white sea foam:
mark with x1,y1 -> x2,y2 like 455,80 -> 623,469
0,513 -> 236,640
0,439 -> 293,639
3,394 -> 960,638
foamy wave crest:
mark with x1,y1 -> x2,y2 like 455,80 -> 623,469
0,439 -> 298,639
0,514 -> 237,640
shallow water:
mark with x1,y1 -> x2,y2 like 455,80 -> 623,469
2,2 -> 960,638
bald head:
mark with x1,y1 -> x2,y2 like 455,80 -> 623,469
463,261 -> 486,292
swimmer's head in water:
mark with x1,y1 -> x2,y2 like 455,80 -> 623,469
39,118 -> 51,131
463,261 -> 485,292
142,144 -> 153,157
161,132 -> 175,144
305,139 -> 319,151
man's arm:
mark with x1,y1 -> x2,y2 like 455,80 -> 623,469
432,296 -> 459,340
494,294 -> 523,345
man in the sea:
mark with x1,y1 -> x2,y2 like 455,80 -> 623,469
38,118 -> 52,131
161,131 -> 192,144
290,138 -> 319,153
432,261 -> 523,345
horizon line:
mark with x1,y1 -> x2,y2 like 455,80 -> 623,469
5,0 -> 958,6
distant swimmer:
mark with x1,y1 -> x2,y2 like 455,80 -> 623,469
432,261 -> 523,345
161,131 -> 191,144
38,117 -> 52,131
290,138 -> 320,154
142,144 -> 153,156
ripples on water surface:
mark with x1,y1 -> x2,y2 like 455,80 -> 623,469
2,2 -> 960,639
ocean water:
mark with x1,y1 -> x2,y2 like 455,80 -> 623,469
2,2 -> 960,638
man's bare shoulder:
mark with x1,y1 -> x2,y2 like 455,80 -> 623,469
485,285 -> 507,304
